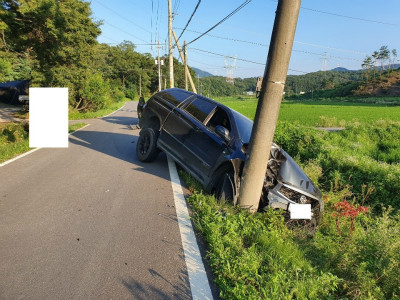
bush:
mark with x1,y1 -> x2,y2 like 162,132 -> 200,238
81,72 -> 111,110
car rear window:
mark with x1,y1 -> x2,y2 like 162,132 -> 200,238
184,98 -> 216,123
157,90 -> 192,107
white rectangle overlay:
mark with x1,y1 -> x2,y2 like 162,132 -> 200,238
289,203 -> 312,220
29,88 -> 68,148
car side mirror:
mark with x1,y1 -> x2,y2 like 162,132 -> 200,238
215,125 -> 230,141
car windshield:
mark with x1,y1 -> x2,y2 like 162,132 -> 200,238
231,110 -> 253,143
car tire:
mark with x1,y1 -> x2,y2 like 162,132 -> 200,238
215,171 -> 236,205
136,128 -> 159,162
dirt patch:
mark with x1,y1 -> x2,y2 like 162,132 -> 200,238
0,103 -> 23,123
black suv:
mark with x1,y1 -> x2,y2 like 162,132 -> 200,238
137,88 -> 323,226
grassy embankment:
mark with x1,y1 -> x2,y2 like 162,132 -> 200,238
69,97 -> 130,120
0,122 -> 88,163
181,96 -> 400,299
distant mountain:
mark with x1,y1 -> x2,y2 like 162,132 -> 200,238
331,67 -> 352,72
191,67 -> 213,78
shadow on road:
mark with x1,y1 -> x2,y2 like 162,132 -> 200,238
121,268 -> 191,300
102,116 -> 138,127
68,119 -> 171,182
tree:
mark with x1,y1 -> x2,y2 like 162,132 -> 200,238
361,56 -> 373,81
391,49 -> 398,69
379,46 -> 390,72
371,51 -> 379,79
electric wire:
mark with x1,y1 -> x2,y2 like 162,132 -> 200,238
103,21 -> 149,44
190,47 -> 308,74
176,0 -> 201,42
186,0 -> 252,46
301,6 -> 400,27
175,27 -> 364,62
268,0 -> 400,27
92,0 -> 151,34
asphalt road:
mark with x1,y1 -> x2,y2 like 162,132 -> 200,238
0,102 -> 199,299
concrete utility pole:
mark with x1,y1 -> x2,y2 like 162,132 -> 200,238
184,41 -> 188,91
238,0 -> 301,212
171,31 -> 197,93
157,39 -> 162,92
168,0 -> 174,88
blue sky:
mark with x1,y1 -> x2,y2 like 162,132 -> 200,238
90,0 -> 400,78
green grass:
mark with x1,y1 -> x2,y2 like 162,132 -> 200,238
68,98 -> 130,120
179,105 -> 400,298
214,96 -> 400,127
68,122 -> 88,133
0,122 -> 29,163
0,122 -> 88,163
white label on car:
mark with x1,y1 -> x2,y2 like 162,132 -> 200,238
288,204 -> 312,220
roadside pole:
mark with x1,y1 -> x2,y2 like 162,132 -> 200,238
238,0 -> 301,212
184,41 -> 188,91
168,0 -> 174,88
157,38 -> 162,92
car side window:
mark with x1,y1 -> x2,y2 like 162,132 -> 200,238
184,98 -> 216,123
207,107 -> 231,133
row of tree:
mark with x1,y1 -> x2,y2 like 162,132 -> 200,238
362,46 -> 398,81
0,0 -> 195,111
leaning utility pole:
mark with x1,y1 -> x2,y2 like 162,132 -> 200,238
168,0 -> 174,88
171,31 -> 197,93
238,0 -> 301,212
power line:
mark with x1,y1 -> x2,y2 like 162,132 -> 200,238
269,0 -> 400,27
175,27 -> 364,62
189,47 -> 308,74
172,0 -> 182,20
103,21 -> 149,43
186,0 -> 252,46
92,0 -> 152,34
151,0 -> 154,46
176,0 -> 201,42
301,6 -> 400,27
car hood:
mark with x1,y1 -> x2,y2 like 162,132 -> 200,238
272,146 -> 322,200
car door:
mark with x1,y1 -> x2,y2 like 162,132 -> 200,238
181,99 -> 231,181
157,91 -> 194,155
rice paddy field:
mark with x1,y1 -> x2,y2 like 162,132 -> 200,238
214,96 -> 400,126
184,95 -> 400,299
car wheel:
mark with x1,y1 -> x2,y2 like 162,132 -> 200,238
215,171 -> 236,205
136,128 -> 159,162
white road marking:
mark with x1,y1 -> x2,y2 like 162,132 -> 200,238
0,147 -> 41,168
69,124 -> 90,135
0,124 -> 90,168
167,156 -> 214,300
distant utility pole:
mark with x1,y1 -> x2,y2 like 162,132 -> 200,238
168,0 -> 174,88
155,38 -> 163,92
321,52 -> 329,71
238,0 -> 301,212
224,56 -> 237,85
184,41 -> 188,90
197,75 -> 200,94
